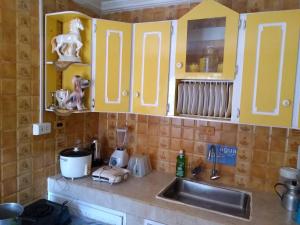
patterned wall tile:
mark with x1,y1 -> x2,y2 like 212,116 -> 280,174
18,187 -> 33,204
1,147 -> 17,164
17,173 -> 32,191
2,177 -> 17,198
2,131 -> 16,148
1,162 -> 17,180
17,143 -> 32,160
1,62 -> 16,79
17,158 -> 32,176
1,114 -> 16,131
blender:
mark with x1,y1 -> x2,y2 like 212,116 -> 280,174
109,128 -> 129,168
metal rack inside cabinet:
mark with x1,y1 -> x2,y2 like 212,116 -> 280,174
175,80 -> 234,120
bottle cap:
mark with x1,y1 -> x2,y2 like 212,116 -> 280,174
179,150 -> 184,154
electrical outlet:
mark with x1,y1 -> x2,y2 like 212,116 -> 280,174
32,123 -> 52,135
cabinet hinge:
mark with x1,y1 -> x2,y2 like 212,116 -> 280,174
239,19 -> 246,30
235,65 -> 238,75
92,98 -> 95,108
243,20 -> 247,30
93,23 -> 97,33
237,108 -> 240,118
170,25 -> 173,35
166,103 -> 170,113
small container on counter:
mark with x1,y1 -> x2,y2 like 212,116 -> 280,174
279,167 -> 300,183
127,154 -> 152,177
176,150 -> 186,178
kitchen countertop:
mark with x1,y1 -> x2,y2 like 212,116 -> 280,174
48,171 -> 297,225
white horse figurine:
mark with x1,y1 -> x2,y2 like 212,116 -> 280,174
51,18 -> 84,62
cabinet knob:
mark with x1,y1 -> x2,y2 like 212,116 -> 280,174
135,92 -> 140,98
282,99 -> 291,107
122,90 -> 128,97
176,62 -> 183,69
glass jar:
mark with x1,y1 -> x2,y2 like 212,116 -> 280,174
200,46 -> 219,72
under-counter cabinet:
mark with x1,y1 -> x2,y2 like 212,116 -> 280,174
239,10 -> 300,127
93,19 -> 132,112
45,11 -> 92,110
175,0 -> 239,80
48,192 -> 126,225
132,21 -> 172,115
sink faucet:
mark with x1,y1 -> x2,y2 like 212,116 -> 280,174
208,145 -> 220,180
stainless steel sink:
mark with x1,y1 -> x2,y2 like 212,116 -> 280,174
156,178 -> 251,220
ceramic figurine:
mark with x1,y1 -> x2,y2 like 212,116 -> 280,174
65,75 -> 90,111
51,18 -> 84,62
55,89 -> 70,109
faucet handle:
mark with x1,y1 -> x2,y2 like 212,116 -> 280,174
192,166 -> 202,177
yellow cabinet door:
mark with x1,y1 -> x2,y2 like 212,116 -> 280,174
175,0 -> 239,80
240,10 -> 300,127
133,21 -> 171,115
94,19 -> 131,112
298,104 -> 300,128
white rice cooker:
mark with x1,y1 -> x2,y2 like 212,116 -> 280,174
60,147 -> 92,179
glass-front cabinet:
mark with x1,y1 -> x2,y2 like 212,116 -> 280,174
175,0 -> 239,80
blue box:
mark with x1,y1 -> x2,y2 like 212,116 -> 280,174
207,144 -> 237,166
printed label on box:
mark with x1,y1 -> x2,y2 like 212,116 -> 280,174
207,144 -> 237,166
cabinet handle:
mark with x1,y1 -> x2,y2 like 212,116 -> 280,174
122,90 -> 128,97
282,99 -> 291,107
135,92 -> 140,98
176,62 -> 183,69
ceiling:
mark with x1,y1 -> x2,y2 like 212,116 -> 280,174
73,0 -> 201,15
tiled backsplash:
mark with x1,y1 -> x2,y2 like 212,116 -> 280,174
98,113 -> 300,192
0,0 -> 98,204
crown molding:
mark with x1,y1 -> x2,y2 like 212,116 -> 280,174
73,0 -> 201,15
101,0 -> 201,14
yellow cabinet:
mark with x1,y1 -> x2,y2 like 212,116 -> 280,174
133,21 -> 171,115
175,0 -> 239,80
240,10 -> 300,127
93,19 -> 132,112
293,66 -> 300,129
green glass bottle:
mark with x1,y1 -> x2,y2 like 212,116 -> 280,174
176,150 -> 186,177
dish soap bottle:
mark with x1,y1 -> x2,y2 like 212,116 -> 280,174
176,150 -> 186,177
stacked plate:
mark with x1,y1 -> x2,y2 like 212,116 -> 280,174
176,81 -> 233,119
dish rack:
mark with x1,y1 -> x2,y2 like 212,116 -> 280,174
176,80 -> 233,120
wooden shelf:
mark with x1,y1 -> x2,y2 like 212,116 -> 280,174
178,114 -> 231,121
46,61 -> 90,66
46,108 -> 91,116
